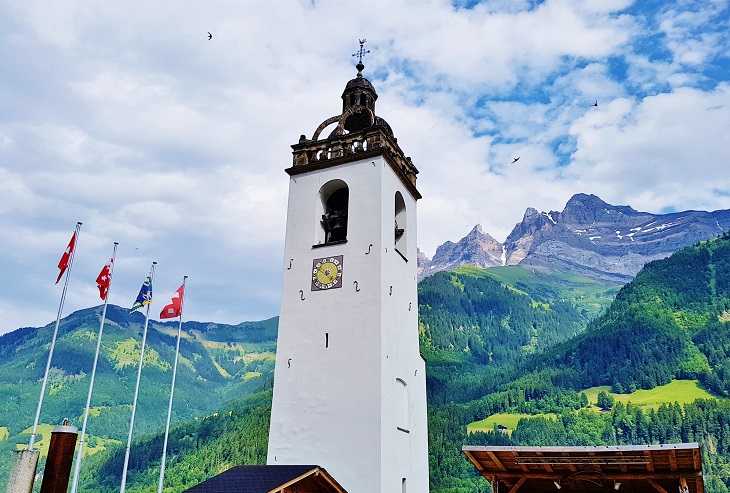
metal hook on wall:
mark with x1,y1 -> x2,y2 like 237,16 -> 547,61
409,302 -> 412,311
389,286 -> 393,296
287,259 -> 293,270
365,244 -> 373,254
287,358 -> 292,368
299,290 -> 305,301
354,281 -> 360,292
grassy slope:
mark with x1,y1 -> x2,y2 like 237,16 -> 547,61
456,265 -> 620,319
467,378 -> 719,432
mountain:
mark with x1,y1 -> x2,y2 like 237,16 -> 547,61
527,229 -> 730,394
0,306 -> 277,488
7,233 -> 730,493
427,231 -> 730,493
419,193 -> 730,283
75,233 -> 730,493
418,225 -> 504,276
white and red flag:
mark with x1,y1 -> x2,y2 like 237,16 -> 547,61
56,231 -> 77,284
96,258 -> 114,300
160,284 -> 185,319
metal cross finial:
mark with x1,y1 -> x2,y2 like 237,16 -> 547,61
353,39 -> 370,64
352,39 -> 370,75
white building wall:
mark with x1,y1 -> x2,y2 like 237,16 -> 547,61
268,154 -> 429,493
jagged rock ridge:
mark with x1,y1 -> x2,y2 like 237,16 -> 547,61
418,193 -> 730,283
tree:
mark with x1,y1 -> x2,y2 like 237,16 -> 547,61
597,391 -> 615,411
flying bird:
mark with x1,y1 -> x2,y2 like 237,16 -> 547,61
207,32 -> 212,40
592,100 -> 598,107
511,157 -> 520,164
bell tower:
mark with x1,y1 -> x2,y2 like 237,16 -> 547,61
267,46 -> 429,493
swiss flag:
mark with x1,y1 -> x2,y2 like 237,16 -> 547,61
56,232 -> 77,284
160,284 -> 185,319
96,258 -> 114,300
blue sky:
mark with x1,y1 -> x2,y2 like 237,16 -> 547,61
1,0 -> 729,333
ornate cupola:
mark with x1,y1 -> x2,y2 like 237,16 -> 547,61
289,47 -> 420,200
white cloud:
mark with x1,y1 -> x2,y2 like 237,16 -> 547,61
1,0 -> 730,333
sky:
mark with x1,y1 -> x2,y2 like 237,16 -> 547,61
1,0 -> 729,334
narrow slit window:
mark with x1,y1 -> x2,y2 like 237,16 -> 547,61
394,192 -> 407,257
396,378 -> 409,432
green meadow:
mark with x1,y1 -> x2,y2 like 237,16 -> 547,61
467,379 -> 718,433
468,413 -> 558,434
582,379 -> 716,410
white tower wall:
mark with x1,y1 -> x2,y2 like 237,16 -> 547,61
267,67 -> 428,493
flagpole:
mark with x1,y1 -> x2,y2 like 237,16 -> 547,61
70,242 -> 118,493
120,261 -> 157,493
158,276 -> 187,493
29,221 -> 82,450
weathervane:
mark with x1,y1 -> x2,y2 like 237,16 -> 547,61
352,38 -> 370,76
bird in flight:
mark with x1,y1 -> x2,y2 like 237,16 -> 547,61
592,100 -> 598,107
511,157 -> 520,164
207,32 -> 212,40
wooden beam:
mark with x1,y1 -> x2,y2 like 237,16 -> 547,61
465,450 -> 486,472
696,476 -> 705,493
669,450 -> 678,472
644,450 -> 655,473
616,451 -> 628,473
513,452 -> 530,472
564,452 -> 577,473
648,479 -> 669,493
488,451 -> 508,472
507,476 -> 528,493
536,451 -> 554,473
481,472 -> 702,481
692,448 -> 702,471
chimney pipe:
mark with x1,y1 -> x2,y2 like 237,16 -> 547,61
39,423 -> 78,493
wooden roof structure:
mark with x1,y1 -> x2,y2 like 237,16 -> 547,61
182,465 -> 347,493
463,444 -> 704,493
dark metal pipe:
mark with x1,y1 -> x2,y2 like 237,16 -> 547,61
39,424 -> 78,493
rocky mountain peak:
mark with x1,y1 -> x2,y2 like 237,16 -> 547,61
419,194 -> 730,284
561,193 -> 638,224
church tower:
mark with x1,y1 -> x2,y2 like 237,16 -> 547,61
267,49 -> 429,493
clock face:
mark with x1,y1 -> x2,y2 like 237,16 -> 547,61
311,255 -> 343,291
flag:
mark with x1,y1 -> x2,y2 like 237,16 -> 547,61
130,274 -> 153,312
160,284 -> 185,319
56,231 -> 77,284
96,258 -> 114,300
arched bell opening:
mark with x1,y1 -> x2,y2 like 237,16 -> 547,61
344,106 -> 374,133
317,180 -> 349,245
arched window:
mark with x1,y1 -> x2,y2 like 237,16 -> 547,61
360,93 -> 367,106
317,180 -> 349,245
394,192 -> 407,256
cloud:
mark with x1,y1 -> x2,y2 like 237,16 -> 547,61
1,0 -> 729,333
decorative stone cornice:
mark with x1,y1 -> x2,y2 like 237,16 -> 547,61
288,126 -> 421,200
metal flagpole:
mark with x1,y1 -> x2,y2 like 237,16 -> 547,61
120,261 -> 157,493
158,276 -> 187,493
29,221 -> 82,450
70,242 -> 118,493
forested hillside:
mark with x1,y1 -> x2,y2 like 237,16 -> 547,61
448,232 -> 730,493
0,308 -> 276,489
7,233 -> 730,493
